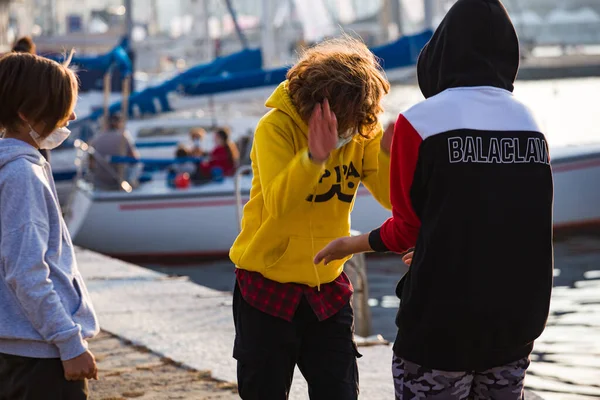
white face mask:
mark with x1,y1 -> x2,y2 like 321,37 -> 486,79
29,125 -> 71,150
193,138 -> 201,147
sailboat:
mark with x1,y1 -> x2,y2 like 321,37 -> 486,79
64,0 -> 600,261
52,27 -> 432,203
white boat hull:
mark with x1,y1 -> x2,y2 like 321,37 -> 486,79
552,145 -> 600,231
66,145 -> 600,263
67,176 -> 389,262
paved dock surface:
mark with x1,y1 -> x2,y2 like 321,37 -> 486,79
88,331 -> 238,399
79,235 -> 600,399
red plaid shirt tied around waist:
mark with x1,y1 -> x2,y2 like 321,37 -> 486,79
235,268 -> 353,322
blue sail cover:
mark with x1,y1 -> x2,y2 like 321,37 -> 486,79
183,29 -> 433,97
83,48 -> 262,122
47,39 -> 133,93
373,30 -> 432,70
75,29 -> 431,125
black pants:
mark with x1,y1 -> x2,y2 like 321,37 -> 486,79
232,283 -> 361,400
0,352 -> 88,400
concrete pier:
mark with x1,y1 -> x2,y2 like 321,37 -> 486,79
78,237 -> 600,399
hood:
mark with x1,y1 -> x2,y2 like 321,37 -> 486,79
265,81 -> 309,133
0,138 -> 45,169
417,0 -> 519,99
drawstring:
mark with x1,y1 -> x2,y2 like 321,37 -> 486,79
309,182 -> 321,291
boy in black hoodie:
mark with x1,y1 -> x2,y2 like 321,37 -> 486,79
316,0 -> 553,398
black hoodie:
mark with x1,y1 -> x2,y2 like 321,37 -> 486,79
369,0 -> 554,371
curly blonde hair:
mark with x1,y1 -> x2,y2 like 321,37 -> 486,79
287,35 -> 390,138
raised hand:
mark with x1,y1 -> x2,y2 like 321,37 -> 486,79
381,121 -> 394,154
62,349 -> 98,381
308,99 -> 338,163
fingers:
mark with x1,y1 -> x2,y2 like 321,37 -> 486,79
314,248 -> 335,265
322,98 -> 331,120
65,371 -> 83,381
322,98 -> 338,135
402,251 -> 414,266
87,365 -> 98,380
309,103 -> 322,128
309,103 -> 323,148
314,250 -> 326,265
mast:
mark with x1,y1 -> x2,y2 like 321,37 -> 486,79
124,0 -> 133,43
190,0 -> 213,61
261,0 -> 276,67
223,0 -> 249,49
423,0 -> 435,31
390,0 -> 403,38
149,0 -> 159,35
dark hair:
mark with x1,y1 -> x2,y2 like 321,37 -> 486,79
12,36 -> 36,54
216,128 -> 239,166
0,52 -> 78,137
175,146 -> 189,158
108,114 -> 123,130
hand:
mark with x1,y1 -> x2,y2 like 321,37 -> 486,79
402,251 -> 414,266
314,237 -> 352,265
62,350 -> 98,381
381,122 -> 394,154
308,99 -> 338,163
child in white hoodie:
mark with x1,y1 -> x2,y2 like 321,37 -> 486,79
0,52 -> 100,399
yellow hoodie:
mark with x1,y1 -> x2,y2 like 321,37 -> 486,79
230,81 -> 391,287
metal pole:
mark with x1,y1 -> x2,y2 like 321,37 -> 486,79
48,0 -> 57,35
149,0 -> 159,35
345,230 -> 372,337
191,0 -> 213,61
378,0 -> 392,43
390,0 -> 403,38
223,0 -> 249,49
260,0 -> 275,67
124,0 -> 133,44
102,70 -> 112,131
423,0 -> 435,31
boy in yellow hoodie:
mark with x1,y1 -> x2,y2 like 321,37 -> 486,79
230,36 -> 392,400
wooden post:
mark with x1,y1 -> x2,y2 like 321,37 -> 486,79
121,75 -> 131,126
102,70 -> 112,131
118,75 -> 131,184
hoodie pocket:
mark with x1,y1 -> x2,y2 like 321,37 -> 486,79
265,236 -> 351,286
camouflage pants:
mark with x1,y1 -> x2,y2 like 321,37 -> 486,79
392,355 -> 530,399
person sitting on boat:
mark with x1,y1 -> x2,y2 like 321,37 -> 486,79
315,0 -> 554,398
89,113 -> 141,190
172,144 -> 197,175
196,128 -> 239,180
229,36 -> 395,399
188,127 -> 206,158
